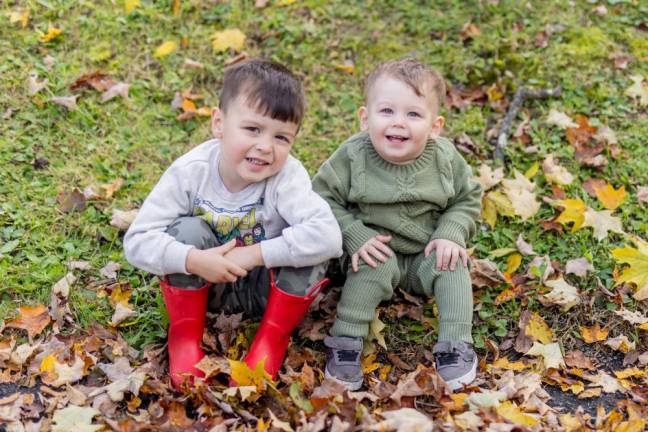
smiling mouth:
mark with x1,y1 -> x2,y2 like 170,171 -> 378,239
386,135 -> 409,143
246,157 -> 270,166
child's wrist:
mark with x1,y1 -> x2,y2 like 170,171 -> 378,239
185,248 -> 202,275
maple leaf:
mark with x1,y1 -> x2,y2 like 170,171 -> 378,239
52,405 -> 102,432
496,401 -> 540,427
613,309 -> 648,325
542,154 -> 574,185
110,303 -> 136,327
52,272 -> 76,298
154,41 -> 177,58
611,236 -> 648,300
212,29 -> 246,52
526,342 -> 565,370
543,277 -> 580,311
482,190 -> 515,228
41,26 -> 63,43
546,109 -> 578,129
501,171 -> 540,220
625,75 -> 648,106
604,335 -> 635,353
229,358 -> 273,391
553,198 -> 586,232
589,371 -> 624,394
101,82 -> 130,102
373,408 -> 433,431
6,305 -> 51,339
581,324 -> 609,343
593,183 -> 627,210
582,208 -> 624,240
47,355 -> 86,386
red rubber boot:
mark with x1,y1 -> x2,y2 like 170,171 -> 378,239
242,271 -> 328,380
161,278 -> 210,390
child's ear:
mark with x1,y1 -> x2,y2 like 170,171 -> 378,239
358,106 -> 369,131
211,108 -> 224,138
428,115 -> 445,139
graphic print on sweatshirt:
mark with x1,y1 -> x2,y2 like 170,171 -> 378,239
192,196 -> 266,246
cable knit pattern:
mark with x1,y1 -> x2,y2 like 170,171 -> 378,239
312,132 -> 482,254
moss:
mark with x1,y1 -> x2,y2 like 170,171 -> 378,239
557,26 -> 615,61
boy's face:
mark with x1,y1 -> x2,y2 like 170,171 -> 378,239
212,95 -> 299,192
359,75 -> 444,165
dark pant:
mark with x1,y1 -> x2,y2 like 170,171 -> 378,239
164,217 -> 326,319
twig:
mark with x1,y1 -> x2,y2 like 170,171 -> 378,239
494,86 -> 561,164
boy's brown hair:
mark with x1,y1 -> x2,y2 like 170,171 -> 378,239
365,58 -> 446,112
219,59 -> 305,125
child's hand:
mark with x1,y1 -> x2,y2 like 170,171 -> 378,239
351,234 -> 393,272
186,240 -> 248,283
224,244 -> 264,272
424,239 -> 468,271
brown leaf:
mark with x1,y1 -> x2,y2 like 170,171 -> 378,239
637,186 -> 648,205
583,178 -> 607,197
387,353 -> 414,371
534,31 -> 549,48
564,350 -> 596,370
110,209 -> 138,231
470,258 -> 506,288
516,234 -> 536,256
6,305 -> 51,339
69,71 -> 115,92
565,257 -> 593,277
215,312 -> 243,352
27,74 -> 48,96
100,261 -> 122,279
101,82 -> 130,102
101,178 -> 124,199
50,95 -> 78,111
391,365 -> 448,404
56,188 -> 86,213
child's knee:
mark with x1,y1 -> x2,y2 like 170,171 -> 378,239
165,217 -> 217,250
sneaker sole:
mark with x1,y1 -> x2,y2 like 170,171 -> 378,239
324,367 -> 363,391
444,355 -> 478,392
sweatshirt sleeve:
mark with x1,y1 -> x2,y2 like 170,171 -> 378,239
312,146 -> 380,255
123,164 -> 195,276
260,160 -> 343,268
430,147 -> 483,248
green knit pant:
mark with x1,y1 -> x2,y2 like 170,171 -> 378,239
330,251 -> 473,343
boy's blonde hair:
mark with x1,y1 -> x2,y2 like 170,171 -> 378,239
365,58 -> 446,112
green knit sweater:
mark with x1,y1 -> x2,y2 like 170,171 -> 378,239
312,132 -> 482,255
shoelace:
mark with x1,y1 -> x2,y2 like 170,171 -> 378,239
436,351 -> 460,366
336,350 -> 359,362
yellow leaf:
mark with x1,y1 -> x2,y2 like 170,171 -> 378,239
638,322 -> 648,331
481,195 -> 497,228
524,161 -> 539,179
367,311 -> 387,350
581,324 -> 609,343
228,358 -> 272,391
542,154 -> 574,185
154,41 -> 178,58
109,285 -> 132,307
501,171 -> 540,221
526,342 -> 565,370
582,208 -> 624,241
544,277 -> 581,311
613,367 -> 643,379
8,9 -> 30,28
491,357 -> 527,371
361,353 -> 381,374
335,62 -> 355,74
593,183 -> 626,210
554,199 -> 586,232
181,99 -> 196,113
611,237 -> 648,296
172,0 -> 181,15
124,0 -> 140,13
615,420 -> 647,432
40,354 -> 56,373
41,27 -> 62,43
212,29 -> 246,52
485,190 -> 515,217
196,106 -> 212,117
526,312 -> 553,344
505,253 -> 522,275
378,364 -> 391,381
496,401 -> 539,427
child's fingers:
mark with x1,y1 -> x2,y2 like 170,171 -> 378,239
424,241 -> 436,257
351,253 -> 359,272
368,247 -> 387,263
374,241 -> 394,257
225,260 -> 247,278
375,234 -> 392,243
216,239 -> 238,253
449,248 -> 459,271
459,249 -> 468,267
435,245 -> 445,270
440,247 -> 451,270
359,249 -> 377,268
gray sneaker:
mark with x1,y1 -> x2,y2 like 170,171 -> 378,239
324,336 -> 363,391
433,341 -> 477,391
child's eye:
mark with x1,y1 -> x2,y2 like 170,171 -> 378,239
244,126 -> 260,133
408,112 -> 421,118
275,135 -> 290,143
379,108 -> 393,114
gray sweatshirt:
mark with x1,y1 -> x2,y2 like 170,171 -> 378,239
124,139 -> 342,276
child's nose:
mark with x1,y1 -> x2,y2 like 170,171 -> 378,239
255,139 -> 272,152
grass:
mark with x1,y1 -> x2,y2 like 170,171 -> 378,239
1,0 -> 647,353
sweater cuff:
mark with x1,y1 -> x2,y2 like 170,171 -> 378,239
431,221 -> 468,248
343,220 -> 380,254
260,237 -> 293,269
162,242 -> 194,275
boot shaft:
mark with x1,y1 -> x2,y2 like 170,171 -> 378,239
160,278 -> 210,325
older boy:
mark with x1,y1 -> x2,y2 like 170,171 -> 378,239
124,59 -> 342,389
312,59 -> 482,391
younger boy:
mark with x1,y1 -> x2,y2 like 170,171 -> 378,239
312,59 -> 482,391
124,59 -> 342,389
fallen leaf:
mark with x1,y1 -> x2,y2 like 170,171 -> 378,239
605,335 -> 636,353
543,154 -> 574,185
470,259 -> 506,288
526,342 -> 565,370
366,311 -> 387,353
110,303 -> 136,327
496,400 -> 539,427
154,41 -> 177,59
611,236 -> 648,300
69,71 -> 115,92
124,0 -> 140,13
229,358 -> 272,391
594,126 -> 618,145
372,408 -> 433,431
110,209 -> 138,231
48,356 -> 86,386
465,389 -> 507,410
52,272 -> 76,298
516,234 -> 536,256
50,95 -> 78,111
637,186 -> 648,205
565,257 -> 593,277
553,198 -> 586,232
625,75 -> 648,106
335,59 -> 355,74
8,8 -> 30,28
583,178 -> 607,197
543,277 -> 580,311
101,178 -> 124,199
589,371 -> 624,393
501,171 -> 540,221
100,261 -> 122,278
52,405 -> 102,432
581,324 -> 609,343
27,74 -> 48,96
212,29 -> 246,52
526,255 -> 555,282
41,26 -> 63,43
564,350 -> 595,370
546,109 -> 577,129
183,58 -> 204,69
101,82 -> 130,102
614,309 -> 648,325
594,183 -> 627,210
582,208 -> 624,240
57,188 -> 86,213
6,305 -> 51,339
